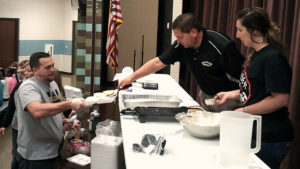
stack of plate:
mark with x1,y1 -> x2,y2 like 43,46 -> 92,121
91,135 -> 125,169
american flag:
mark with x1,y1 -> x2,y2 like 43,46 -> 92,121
106,0 -> 123,72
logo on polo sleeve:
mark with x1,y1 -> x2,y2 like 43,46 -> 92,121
201,61 -> 213,67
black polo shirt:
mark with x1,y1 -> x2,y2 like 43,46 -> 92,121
240,45 -> 294,142
159,29 -> 245,96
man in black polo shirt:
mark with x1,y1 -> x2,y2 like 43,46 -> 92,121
118,13 -> 244,111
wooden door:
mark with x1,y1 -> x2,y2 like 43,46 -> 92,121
0,18 -> 19,68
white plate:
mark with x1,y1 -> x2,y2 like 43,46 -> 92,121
86,95 -> 117,105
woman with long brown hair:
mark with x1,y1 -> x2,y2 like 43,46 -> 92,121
215,7 -> 294,169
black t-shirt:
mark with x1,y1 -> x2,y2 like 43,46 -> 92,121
240,45 -> 294,142
159,29 -> 244,96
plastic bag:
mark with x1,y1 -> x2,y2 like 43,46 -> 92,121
95,119 -> 122,137
68,139 -> 91,155
132,134 -> 166,155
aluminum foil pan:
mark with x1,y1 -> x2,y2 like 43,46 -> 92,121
121,94 -> 182,109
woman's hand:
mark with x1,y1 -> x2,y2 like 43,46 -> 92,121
235,107 -> 243,112
215,90 -> 240,105
214,92 -> 229,105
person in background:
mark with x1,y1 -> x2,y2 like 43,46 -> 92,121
53,68 -> 66,101
215,7 -> 294,169
0,68 -> 5,78
6,61 -> 19,79
9,62 -> 18,69
0,62 -> 33,169
0,71 -> 3,106
15,52 -> 89,169
53,68 -> 73,119
5,65 -> 19,95
52,68 -> 74,156
0,62 -> 33,135
118,13 -> 245,112
52,68 -> 73,125
17,60 -> 29,81
1,72 -> 9,101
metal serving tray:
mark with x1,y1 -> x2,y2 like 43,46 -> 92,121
121,94 -> 182,109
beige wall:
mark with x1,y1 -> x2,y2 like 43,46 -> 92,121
62,0 -> 183,86
61,0 -> 159,87
107,0 -> 159,80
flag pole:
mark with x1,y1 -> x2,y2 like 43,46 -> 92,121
133,50 -> 136,71
106,0 -> 112,41
141,35 -> 144,67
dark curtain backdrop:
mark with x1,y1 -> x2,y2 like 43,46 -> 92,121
180,0 -> 300,168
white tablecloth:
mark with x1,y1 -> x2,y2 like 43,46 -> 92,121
118,74 -> 270,169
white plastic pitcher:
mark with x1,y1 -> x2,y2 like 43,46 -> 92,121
219,111 -> 262,167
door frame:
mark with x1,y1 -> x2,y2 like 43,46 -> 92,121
0,18 -> 19,63
156,0 -> 173,74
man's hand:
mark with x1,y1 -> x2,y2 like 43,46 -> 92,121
72,122 -> 81,132
62,117 -> 81,132
62,118 -> 73,131
118,75 -> 134,89
71,98 -> 90,111
0,127 -> 6,137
